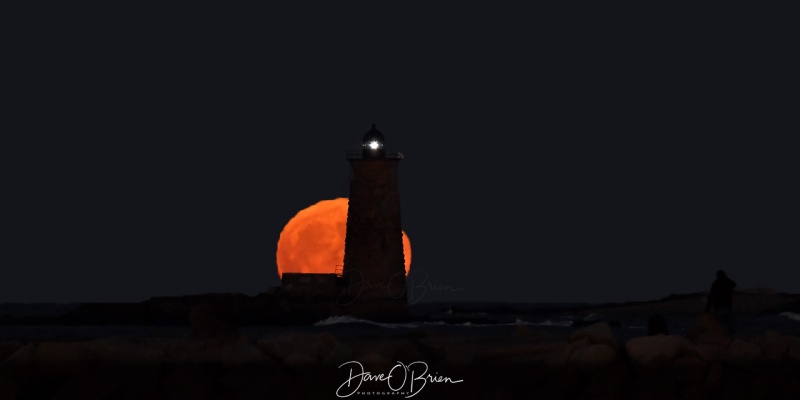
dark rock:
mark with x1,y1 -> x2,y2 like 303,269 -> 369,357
543,342 -> 574,368
722,338 -> 761,363
667,356 -> 708,384
528,369 -> 584,399
647,314 -> 670,335
716,366 -> 775,400
322,343 -> 355,366
419,336 -> 487,364
0,341 -> 24,361
222,365 -> 293,400
161,364 -> 230,400
788,335 -> 800,360
483,384 -> 520,400
189,304 -> 239,339
257,333 -> 337,362
629,373 -> 678,400
686,313 -> 725,340
87,338 -> 166,364
681,384 -> 713,400
692,331 -> 732,347
34,342 -> 97,378
390,338 -> 427,362
480,340 -> 568,368
584,362 -> 630,396
775,366 -> 800,399
755,330 -> 790,360
54,365 -> 161,400
569,322 -> 618,350
625,334 -> 684,367
682,340 -> 726,362
568,343 -> 617,372
351,338 -> 398,362
355,352 -> 392,370
512,324 -> 536,339
15,376 -> 67,400
4,342 -> 36,391
0,367 -> 15,400
282,352 -> 317,368
703,363 -> 726,390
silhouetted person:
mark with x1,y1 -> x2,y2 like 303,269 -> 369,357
705,270 -> 737,335
648,314 -> 670,335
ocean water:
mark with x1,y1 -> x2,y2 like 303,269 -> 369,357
2,310 -> 799,341
308,311 -> 800,340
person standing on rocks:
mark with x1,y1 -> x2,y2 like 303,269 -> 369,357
704,270 -> 737,335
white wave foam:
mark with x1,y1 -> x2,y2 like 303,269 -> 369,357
314,315 -> 418,329
583,313 -> 603,321
515,318 -> 572,327
317,316 -> 576,329
780,312 -> 800,321
537,320 -> 573,327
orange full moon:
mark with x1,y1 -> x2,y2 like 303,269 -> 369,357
276,198 -> 411,278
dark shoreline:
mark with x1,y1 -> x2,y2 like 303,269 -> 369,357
2,316 -> 800,399
2,290 -> 800,399
2,289 -> 799,327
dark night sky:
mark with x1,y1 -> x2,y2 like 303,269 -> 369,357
3,2 -> 799,303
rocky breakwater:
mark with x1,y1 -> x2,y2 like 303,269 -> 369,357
2,316 -> 800,399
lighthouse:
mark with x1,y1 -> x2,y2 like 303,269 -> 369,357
340,124 -> 407,313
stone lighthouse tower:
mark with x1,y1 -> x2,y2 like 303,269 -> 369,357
340,124 -> 407,313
